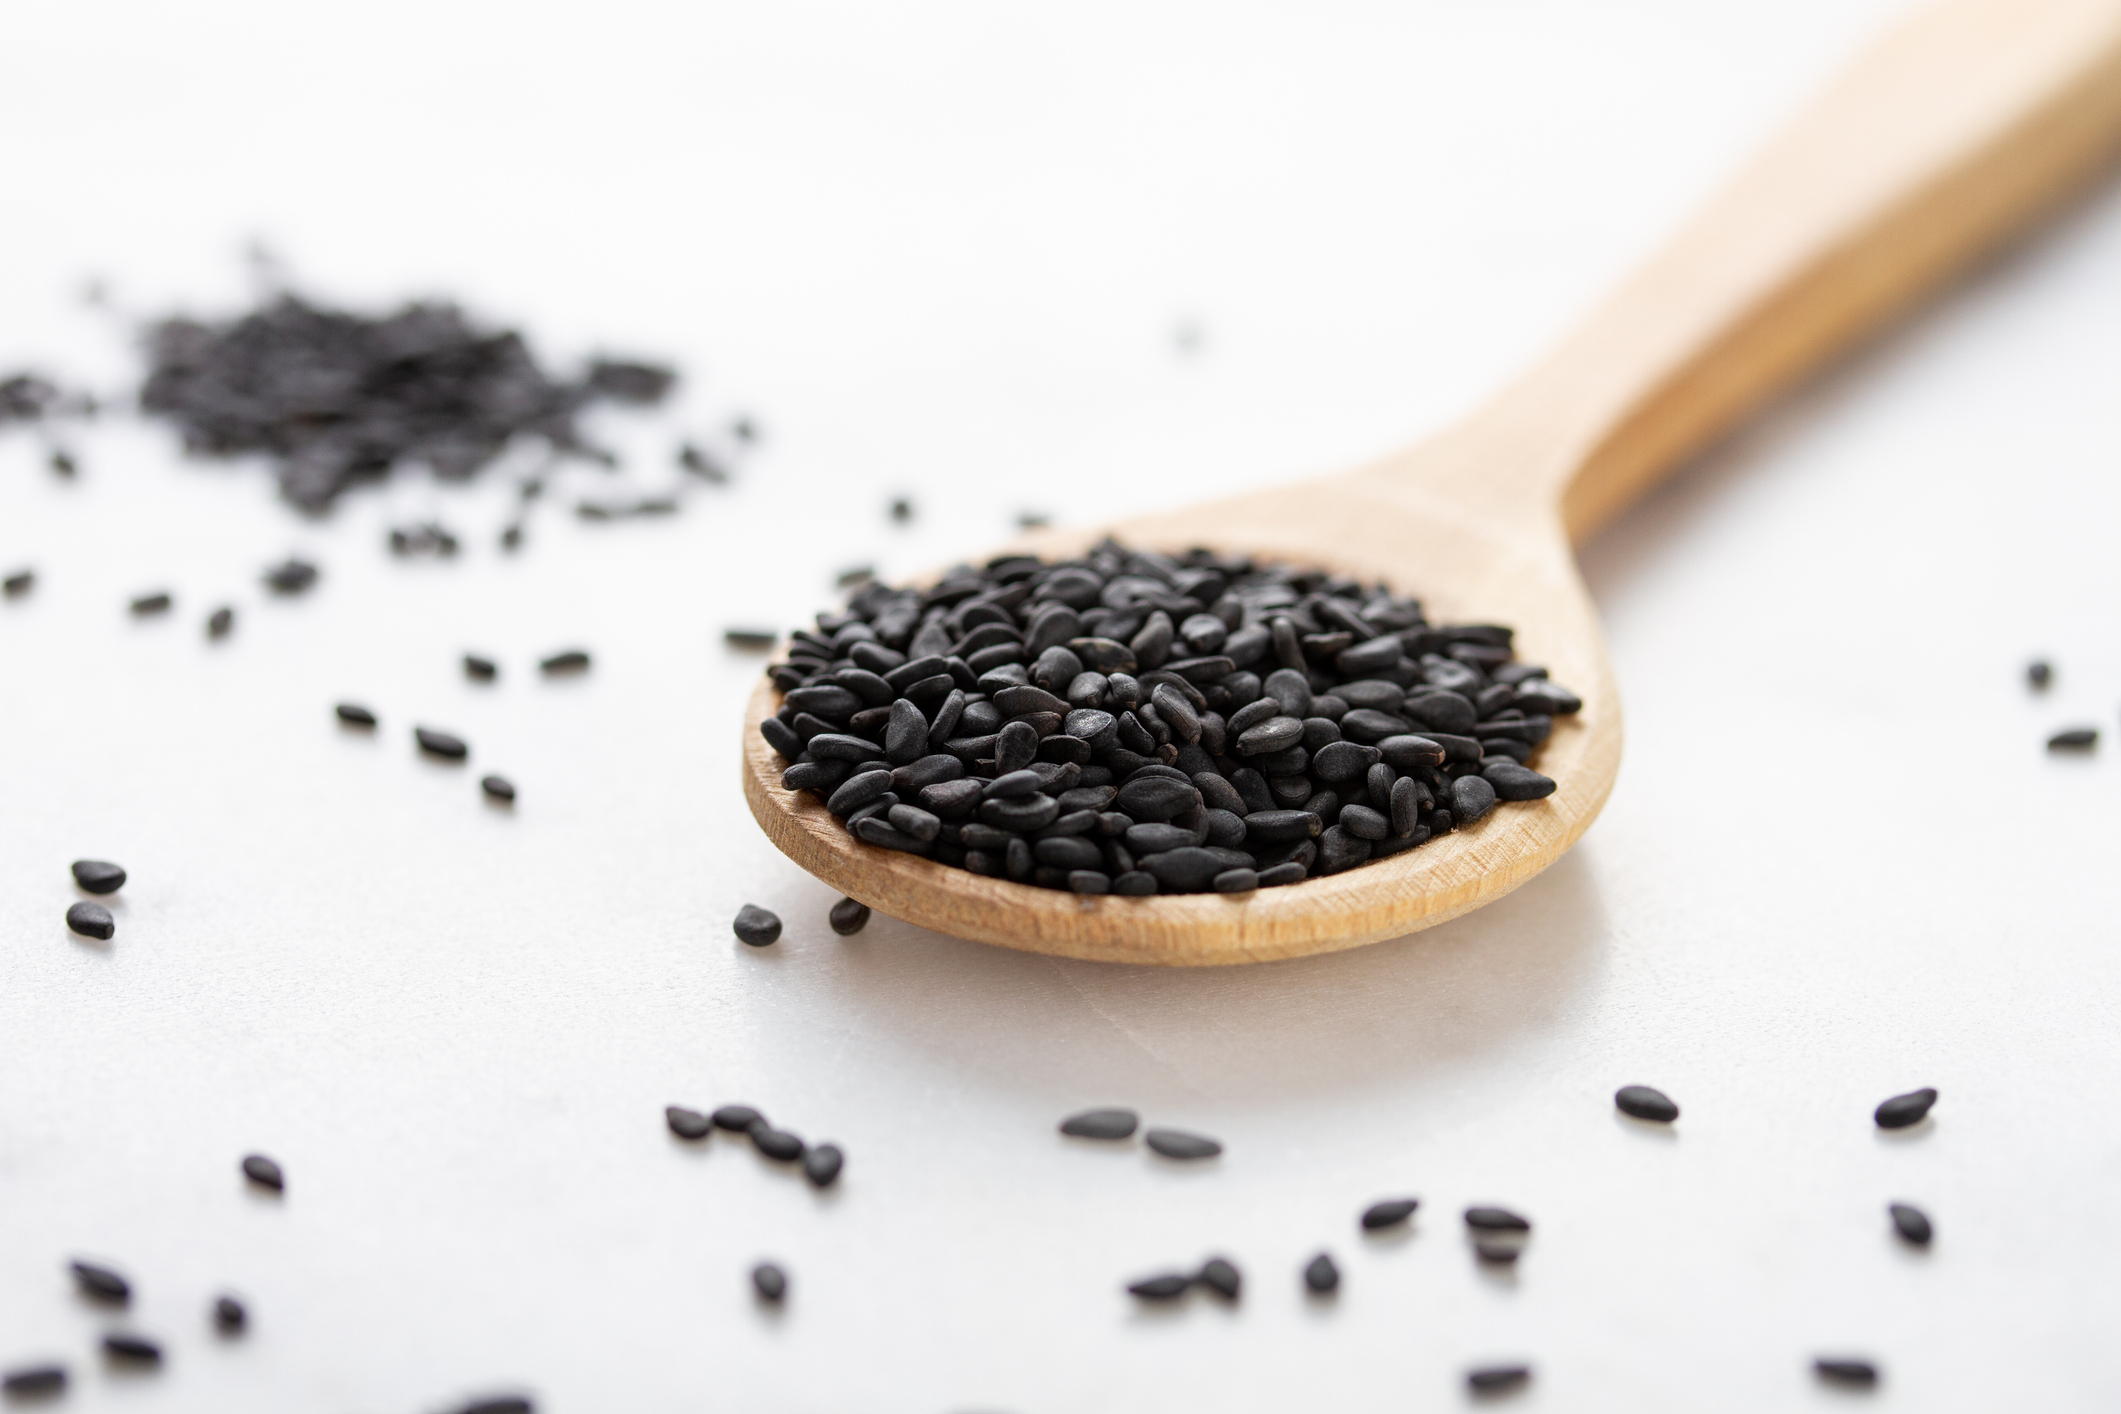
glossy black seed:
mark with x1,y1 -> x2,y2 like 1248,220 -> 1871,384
828,897 -> 871,935
2027,659 -> 2052,689
1196,1257 -> 1241,1300
1465,1206 -> 1530,1232
3,1364 -> 67,1395
752,1262 -> 789,1302
733,904 -> 782,946
666,1106 -> 712,1139
101,1334 -> 161,1364
1889,1202 -> 1932,1245
749,1124 -> 805,1161
1061,1107 -> 1139,1139
415,727 -> 468,760
2048,727 -> 2098,750
206,605 -> 235,638
66,902 -> 114,940
1451,773 -> 1498,823
1874,1087 -> 1938,1129
539,648 -> 590,676
336,702 -> 378,728
1467,1365 -> 1530,1393
1814,1358 -> 1878,1386
1145,1128 -> 1221,1160
804,1144 -> 845,1186
1303,1252 -> 1340,1293
462,653 -> 498,681
1127,1273 -> 1192,1300
1615,1085 -> 1679,1122
242,1154 -> 285,1191
1362,1198 -> 1419,1230
71,1260 -> 130,1303
827,770 -> 894,816
213,1294 -> 247,1333
71,859 -> 126,894
1212,867 -> 1258,893
1483,761 -> 1557,800
261,558 -> 319,595
712,1104 -> 764,1132
131,591 -> 173,615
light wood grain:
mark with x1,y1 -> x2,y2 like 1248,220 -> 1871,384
743,0 -> 2121,965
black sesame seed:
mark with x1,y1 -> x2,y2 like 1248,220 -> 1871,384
456,1397 -> 533,1414
1195,1257 -> 1241,1300
100,1334 -> 160,1364
70,1260 -> 129,1303
803,1143 -> 844,1187
666,1106 -> 712,1140
1874,1087 -> 1937,1129
1361,1198 -> 1419,1230
712,1104 -> 764,1132
1060,1108 -> 1139,1140
336,703 -> 377,728
2026,659 -> 2052,689
1144,1128 -> 1221,1160
749,1124 -> 805,1162
539,649 -> 590,675
1465,1206 -> 1530,1232
1127,1273 -> 1192,1300
1615,1084 -> 1679,1122
241,1154 -> 284,1191
261,558 -> 319,595
1813,1358 -> 1878,1386
1889,1202 -> 1932,1245
1303,1252 -> 1340,1293
829,897 -> 871,935
752,1262 -> 789,1302
66,902 -> 114,940
463,653 -> 498,681
1,568 -> 32,597
479,775 -> 516,803
1466,1365 -> 1530,1393
725,627 -> 779,650
214,1294 -> 247,1333
733,904 -> 782,947
415,727 -> 469,760
2,1364 -> 67,1395
131,592 -> 173,616
206,606 -> 235,638
71,859 -> 126,894
2047,727 -> 2097,750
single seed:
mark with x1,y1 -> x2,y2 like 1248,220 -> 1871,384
1361,1198 -> 1419,1230
66,902 -> 114,940
829,897 -> 871,935
1127,1273 -> 1191,1300
1465,1206 -> 1530,1232
206,605 -> 234,638
1196,1257 -> 1241,1300
752,1262 -> 789,1302
1303,1252 -> 1339,1293
214,1294 -> 247,1333
261,558 -> 319,594
131,591 -> 173,616
540,649 -> 591,675
888,496 -> 914,522
1144,1128 -> 1221,1160
1060,1108 -> 1139,1140
70,1260 -> 129,1303
1874,1087 -> 1937,1129
666,1106 -> 712,1139
2047,727 -> 2097,750
749,1123 -> 805,1161
1615,1084 -> 1679,1122
481,775 -> 516,803
463,653 -> 498,680
724,627 -> 778,649
803,1143 -> 845,1187
2,1365 -> 66,1395
241,1154 -> 284,1191
2026,660 -> 2052,689
51,449 -> 78,476
101,1334 -> 161,1364
1813,1358 -> 1878,1386
335,703 -> 377,727
711,1104 -> 764,1132
415,727 -> 469,759
71,859 -> 126,894
1888,1202 -> 1932,1245
1,568 -> 32,596
456,1397 -> 533,1414
1466,1365 -> 1530,1393
733,904 -> 782,946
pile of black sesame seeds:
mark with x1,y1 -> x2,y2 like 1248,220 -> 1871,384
759,540 -> 1579,895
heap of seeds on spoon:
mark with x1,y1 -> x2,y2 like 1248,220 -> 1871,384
759,540 -> 1579,895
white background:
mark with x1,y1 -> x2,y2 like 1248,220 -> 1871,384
4,1 -> 2120,1409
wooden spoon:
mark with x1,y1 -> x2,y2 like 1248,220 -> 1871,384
745,0 -> 2121,965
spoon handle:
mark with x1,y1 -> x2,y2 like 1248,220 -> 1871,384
1500,0 -> 2121,539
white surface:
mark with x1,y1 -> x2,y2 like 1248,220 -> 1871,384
4,1 -> 2120,1409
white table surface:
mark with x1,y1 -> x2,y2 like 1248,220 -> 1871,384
5,1 -> 2121,1409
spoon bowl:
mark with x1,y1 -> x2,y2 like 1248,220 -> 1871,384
744,0 -> 2121,964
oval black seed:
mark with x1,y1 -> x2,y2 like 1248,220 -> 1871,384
481,775 -> 516,803
1338,803 -> 1390,840
101,1333 -> 161,1363
1483,760 -> 1557,800
2048,727 -> 2098,750
241,1154 -> 284,1191
206,605 -> 235,638
1814,1358 -> 1878,1386
3,1365 -> 67,1395
209,1293 -> 248,1333
1212,868 -> 1258,893
131,591 -> 173,615
1127,1273 -> 1192,1300
2026,659 -> 2052,689
70,1260 -> 129,1303
71,859 -> 126,894
1243,809 -> 1321,843
1113,871 -> 1157,895
335,702 -> 378,728
829,897 -> 871,935
1196,1256 -> 1241,1300
1874,1087 -> 1938,1129
666,1106 -> 712,1139
456,1398 -> 533,1414
1116,775 -> 1198,821
540,649 -> 591,675
1303,1252 -> 1340,1293
415,727 -> 469,760
1362,1198 -> 1419,1230
1068,869 -> 1112,893
733,905 -> 783,947
1036,836 -> 1105,870
1236,715 -> 1305,755
1615,1085 -> 1679,1123
1451,773 -> 1498,823
712,1104 -> 764,1132
463,653 -> 498,681
1889,1201 -> 1932,1245
66,902 -> 114,940
752,1262 -> 789,1302
1316,826 -> 1371,875
826,770 -> 894,816
1061,1107 -> 1139,1139
749,1124 -> 805,1162
1145,1128 -> 1221,1160
1467,1365 -> 1530,1392
261,558 -> 319,595
1140,847 -> 1223,893
1257,861 -> 1308,886
804,1143 -> 845,1187
1465,1206 -> 1530,1232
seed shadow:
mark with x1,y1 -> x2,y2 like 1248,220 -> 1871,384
1874,1119 -> 1935,1145
1361,1224 -> 1419,1250
1614,1113 -> 1679,1143
797,844 -> 1609,1111
64,927 -> 113,955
